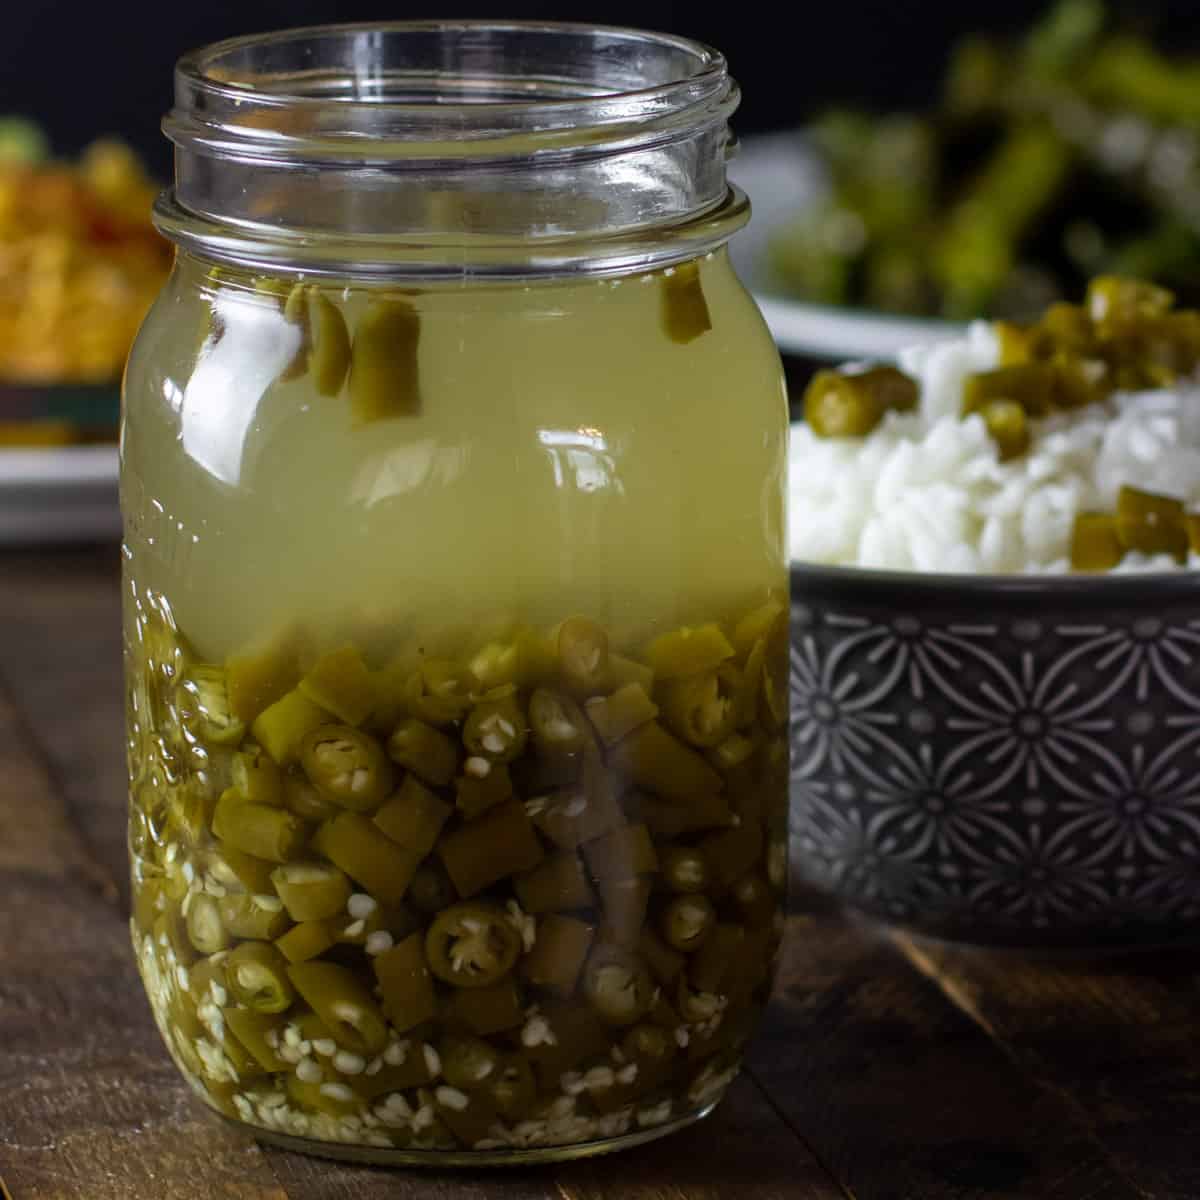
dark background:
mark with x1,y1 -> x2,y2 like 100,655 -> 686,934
4,0 -> 1200,174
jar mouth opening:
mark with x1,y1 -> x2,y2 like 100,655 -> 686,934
172,20 -> 729,148
163,21 -> 742,277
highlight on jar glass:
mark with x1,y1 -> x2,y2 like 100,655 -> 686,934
122,21 -> 788,1165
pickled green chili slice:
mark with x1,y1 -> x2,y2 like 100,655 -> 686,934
463,693 -> 527,763
224,630 -> 303,725
530,783 -> 626,851
659,666 -> 740,748
275,919 -> 336,964
300,725 -> 393,812
638,926 -> 686,986
556,616 -> 610,693
513,852 -> 594,914
1052,358 -> 1107,411
351,1055 -> 436,1100
426,902 -> 522,988
177,665 -> 245,747
660,845 -> 712,894
167,985 -> 205,1043
583,823 -> 659,880
643,624 -> 734,681
803,365 -> 918,438
224,1008 -> 290,1074
584,683 -> 660,745
286,960 -> 389,1056
660,894 -> 716,953
298,645 -> 374,727
435,1086 -> 500,1147
185,893 -> 232,955
708,731 -> 758,772
731,598 -> 786,659
386,718 -> 459,786
283,774 -> 340,823
583,945 -> 655,1026
610,720 -> 723,802
689,922 -> 746,995
305,290 -> 354,396
311,811 -> 421,909
962,363 -> 1057,419
660,260 -> 712,345
287,1075 -> 363,1119
270,861 -> 353,922
699,824 -> 765,895
251,689 -> 330,767
438,798 -> 544,897
512,747 -> 583,795
623,1022 -> 676,1068
372,775 -> 451,856
522,914 -> 595,995
443,977 -> 526,1036
730,872 -> 776,928
325,900 -> 392,947
1034,302 -> 1095,356
226,941 -> 296,1013
405,658 -> 477,726
217,892 -> 291,940
212,793 -> 307,863
440,1035 -> 501,1091
1070,512 -> 1124,571
523,1003 -> 610,1088
478,1054 -> 534,1120
1115,485 -> 1188,561
1087,275 -> 1174,333
408,860 -> 457,916
979,399 -> 1030,461
349,297 -> 421,423
231,748 -> 284,806
211,1012 -> 267,1079
468,640 -> 523,692
597,875 -> 651,948
528,687 -> 590,756
455,761 -> 514,820
373,931 -> 438,1032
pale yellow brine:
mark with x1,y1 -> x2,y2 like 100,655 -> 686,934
122,249 -> 786,661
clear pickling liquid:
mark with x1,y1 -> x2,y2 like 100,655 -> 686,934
122,249 -> 786,660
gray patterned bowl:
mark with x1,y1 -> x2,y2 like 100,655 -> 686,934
789,563 -> 1200,948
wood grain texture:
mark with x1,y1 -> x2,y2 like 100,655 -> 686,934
901,936 -> 1200,1200
747,915 -> 1149,1200
0,548 -> 126,904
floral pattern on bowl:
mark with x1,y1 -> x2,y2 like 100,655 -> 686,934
789,565 -> 1200,947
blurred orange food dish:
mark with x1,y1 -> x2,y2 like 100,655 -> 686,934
0,132 -> 171,385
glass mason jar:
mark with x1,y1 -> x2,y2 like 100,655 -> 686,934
123,22 -> 788,1165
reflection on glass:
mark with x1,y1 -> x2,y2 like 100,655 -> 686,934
538,425 -> 624,495
180,294 -> 301,485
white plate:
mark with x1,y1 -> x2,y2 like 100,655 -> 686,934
0,444 -> 120,544
728,132 -> 966,361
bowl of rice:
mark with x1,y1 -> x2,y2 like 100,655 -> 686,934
788,278 -> 1200,948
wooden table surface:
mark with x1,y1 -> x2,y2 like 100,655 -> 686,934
2,544 -> 1198,1200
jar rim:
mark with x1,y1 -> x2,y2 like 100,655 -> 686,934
168,21 -> 733,161
161,21 -> 745,278
176,20 -> 727,117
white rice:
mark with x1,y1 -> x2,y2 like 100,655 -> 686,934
788,320 -> 1200,574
